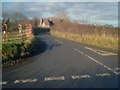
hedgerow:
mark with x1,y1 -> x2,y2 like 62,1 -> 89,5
2,37 -> 46,67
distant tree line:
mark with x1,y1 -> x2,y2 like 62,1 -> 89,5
2,12 -> 41,32
2,11 -> 70,32
2,11 -> 118,32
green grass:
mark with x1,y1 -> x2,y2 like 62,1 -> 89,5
2,31 -> 46,67
50,31 -> 118,51
2,32 -> 31,44
0,43 -> 2,50
2,37 -> 46,67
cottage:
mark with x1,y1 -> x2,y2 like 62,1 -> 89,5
39,18 -> 54,28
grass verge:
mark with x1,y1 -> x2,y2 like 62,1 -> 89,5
2,37 -> 46,67
50,31 -> 118,52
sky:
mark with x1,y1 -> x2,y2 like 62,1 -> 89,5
1,1 -> 119,27
1,0 -> 120,2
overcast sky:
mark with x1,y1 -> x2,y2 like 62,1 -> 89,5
2,2 -> 118,26
1,0 -> 119,2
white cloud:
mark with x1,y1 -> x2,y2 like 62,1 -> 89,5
2,2 -> 118,26
2,0 -> 120,2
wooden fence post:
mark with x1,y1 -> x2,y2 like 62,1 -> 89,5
28,24 -> 32,37
18,24 -> 23,40
3,24 -> 8,43
25,24 -> 28,37
2,26 -> 4,42
18,24 -> 22,33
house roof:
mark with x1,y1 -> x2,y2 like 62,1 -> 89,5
43,18 -> 49,25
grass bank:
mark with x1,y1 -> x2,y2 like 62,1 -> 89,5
50,23 -> 118,52
2,36 -> 46,67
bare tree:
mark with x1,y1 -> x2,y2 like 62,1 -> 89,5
32,16 -> 39,27
53,12 -> 70,24
2,12 -> 9,21
2,12 -> 9,24
11,12 -> 27,22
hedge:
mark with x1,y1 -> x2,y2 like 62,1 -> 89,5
2,37 -> 46,67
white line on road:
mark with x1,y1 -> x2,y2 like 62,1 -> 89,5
14,78 -> 37,84
74,48 -> 84,54
2,73 -> 112,85
74,48 -> 118,75
14,80 -> 20,84
0,81 -> 7,85
85,47 -> 117,56
72,75 -> 91,79
114,68 -> 120,71
96,73 -> 110,77
54,39 -> 64,44
44,76 -> 65,81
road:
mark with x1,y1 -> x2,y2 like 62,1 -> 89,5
2,33 -> 119,88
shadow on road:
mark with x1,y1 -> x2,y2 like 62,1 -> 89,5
32,27 -> 62,51
32,27 -> 50,35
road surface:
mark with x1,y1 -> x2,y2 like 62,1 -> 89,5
2,33 -> 119,88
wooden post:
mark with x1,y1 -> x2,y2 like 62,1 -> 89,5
3,31 -> 4,42
28,24 -> 29,37
18,24 -> 23,40
30,24 -> 32,34
25,24 -> 28,37
3,24 -> 8,43
28,24 -> 32,37
18,24 -> 22,33
2,26 -> 4,42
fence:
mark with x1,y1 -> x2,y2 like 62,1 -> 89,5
2,24 -> 33,43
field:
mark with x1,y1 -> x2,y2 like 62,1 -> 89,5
50,23 -> 118,52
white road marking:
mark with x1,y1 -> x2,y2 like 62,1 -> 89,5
114,68 -> 120,71
74,48 -> 118,75
116,72 -> 120,75
44,76 -> 65,81
54,39 -> 64,44
74,48 -> 84,54
14,80 -> 20,84
14,78 -> 37,84
21,79 -> 37,83
2,72 -> 113,85
0,81 -> 7,85
72,75 -> 90,79
85,47 -> 117,56
114,68 -> 120,75
96,73 -> 110,77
